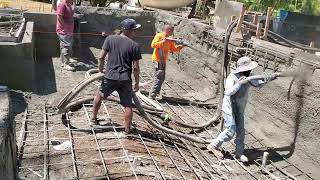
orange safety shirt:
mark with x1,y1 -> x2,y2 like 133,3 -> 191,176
151,32 -> 183,64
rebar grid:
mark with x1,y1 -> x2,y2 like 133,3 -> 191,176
140,67 -> 314,180
17,36 -> 317,179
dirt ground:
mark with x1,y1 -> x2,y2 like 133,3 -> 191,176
8,0 -> 52,13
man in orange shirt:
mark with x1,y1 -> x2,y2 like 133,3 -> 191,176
149,25 -> 185,99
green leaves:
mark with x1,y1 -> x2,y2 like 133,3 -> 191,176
235,0 -> 320,16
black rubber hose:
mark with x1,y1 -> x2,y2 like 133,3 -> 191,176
174,21 -> 238,129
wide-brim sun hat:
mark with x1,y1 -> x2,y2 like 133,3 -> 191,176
233,56 -> 258,73
121,18 -> 141,30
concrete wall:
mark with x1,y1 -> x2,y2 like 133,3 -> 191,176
0,22 -> 35,91
24,13 -> 60,58
0,91 -> 17,180
76,7 -> 156,54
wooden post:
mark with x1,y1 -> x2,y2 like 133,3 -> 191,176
256,23 -> 262,39
253,13 -> 258,25
235,6 -> 245,33
262,7 -> 273,40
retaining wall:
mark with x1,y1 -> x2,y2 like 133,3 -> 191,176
0,22 -> 35,91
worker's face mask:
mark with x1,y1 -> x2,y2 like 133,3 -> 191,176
242,70 -> 251,77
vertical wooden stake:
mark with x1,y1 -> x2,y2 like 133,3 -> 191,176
235,6 -> 245,33
256,23 -> 262,39
262,7 -> 273,40
253,13 -> 258,25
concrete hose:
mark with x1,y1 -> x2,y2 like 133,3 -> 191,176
63,96 -> 164,114
84,69 -> 154,89
62,95 -> 209,143
174,21 -> 238,129
132,93 -> 210,144
57,72 -> 210,144
56,72 -> 104,113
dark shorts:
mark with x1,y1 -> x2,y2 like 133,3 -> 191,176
99,79 -> 133,107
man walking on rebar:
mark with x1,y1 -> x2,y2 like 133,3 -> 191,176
91,19 -> 142,134
149,25 -> 185,100
56,0 -> 77,71
207,57 -> 276,162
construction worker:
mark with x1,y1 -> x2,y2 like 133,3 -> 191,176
207,57 -> 276,162
56,0 -> 77,71
91,19 -> 142,134
149,25 -> 185,99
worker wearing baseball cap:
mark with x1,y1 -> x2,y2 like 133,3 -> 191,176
91,18 -> 142,134
207,56 -> 276,162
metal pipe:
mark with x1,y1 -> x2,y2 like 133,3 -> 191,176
262,152 -> 269,168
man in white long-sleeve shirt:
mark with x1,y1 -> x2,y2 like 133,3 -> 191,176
207,56 -> 274,162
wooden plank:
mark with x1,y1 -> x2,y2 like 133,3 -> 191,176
262,7 -> 272,40
256,23 -> 262,39
252,13 -> 258,25
235,6 -> 245,33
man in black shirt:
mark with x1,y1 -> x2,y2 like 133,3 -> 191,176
92,19 -> 142,134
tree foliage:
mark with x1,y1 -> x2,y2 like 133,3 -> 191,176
235,0 -> 320,16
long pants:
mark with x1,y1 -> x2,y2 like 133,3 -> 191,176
58,34 -> 73,65
210,112 -> 245,156
149,62 -> 166,98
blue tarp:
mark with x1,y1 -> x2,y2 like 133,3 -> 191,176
279,9 -> 288,21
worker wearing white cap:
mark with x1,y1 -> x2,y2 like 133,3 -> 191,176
207,56 -> 276,162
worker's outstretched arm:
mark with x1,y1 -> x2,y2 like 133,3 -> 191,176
98,49 -> 107,73
151,34 -> 166,48
133,60 -> 140,92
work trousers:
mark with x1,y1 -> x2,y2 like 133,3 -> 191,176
58,34 -> 73,65
149,62 -> 166,98
210,111 -> 245,156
